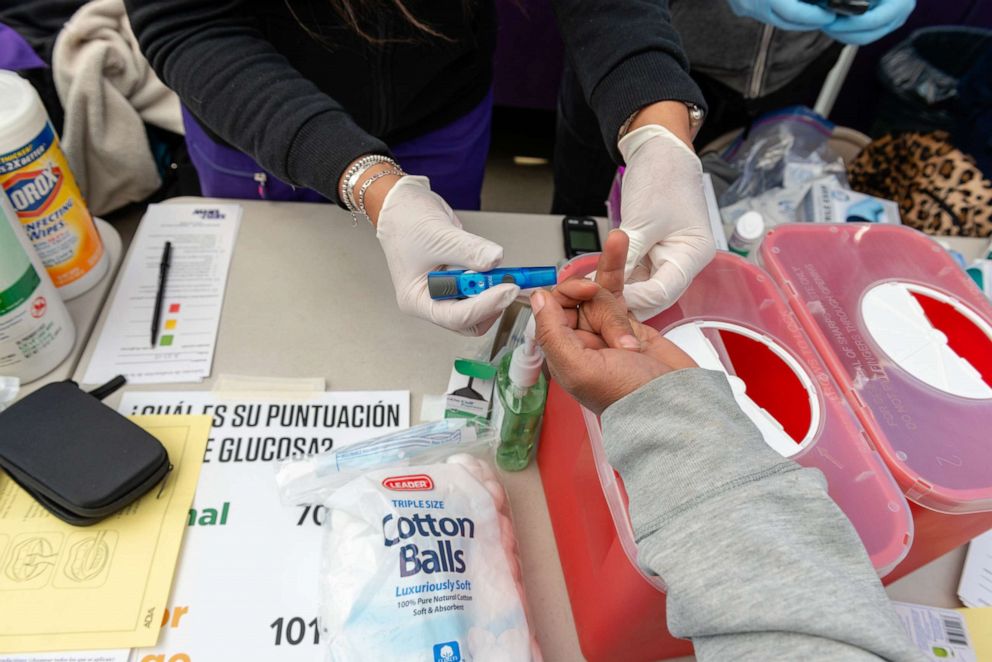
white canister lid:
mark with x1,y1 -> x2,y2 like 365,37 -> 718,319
0,70 -> 49,154
734,211 -> 765,242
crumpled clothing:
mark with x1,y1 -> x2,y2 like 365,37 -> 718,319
52,0 -> 182,214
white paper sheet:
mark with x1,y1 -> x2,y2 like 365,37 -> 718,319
959,530 -> 992,608
117,390 -> 409,661
82,204 -> 241,385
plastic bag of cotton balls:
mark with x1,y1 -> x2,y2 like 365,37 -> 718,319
317,452 -> 542,662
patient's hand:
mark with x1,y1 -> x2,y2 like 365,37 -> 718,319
533,230 -> 696,415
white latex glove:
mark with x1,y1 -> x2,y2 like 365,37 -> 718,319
618,125 -> 716,320
376,176 -> 519,335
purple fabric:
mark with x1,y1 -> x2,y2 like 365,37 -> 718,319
0,23 -> 45,71
182,89 -> 493,210
182,105 -> 326,203
390,88 -> 493,210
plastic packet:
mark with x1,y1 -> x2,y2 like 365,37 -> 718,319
719,106 -> 847,209
276,420 -> 542,662
879,29 -> 977,106
277,419 -> 484,503
719,183 -> 810,229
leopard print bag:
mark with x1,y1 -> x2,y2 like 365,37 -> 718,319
848,131 -> 992,237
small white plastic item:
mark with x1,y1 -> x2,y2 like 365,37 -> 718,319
727,211 -> 765,257
508,317 -> 543,392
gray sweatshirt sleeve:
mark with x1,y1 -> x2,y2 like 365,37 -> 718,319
601,369 -> 924,661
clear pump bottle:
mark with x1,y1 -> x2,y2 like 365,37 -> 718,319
493,317 -> 548,471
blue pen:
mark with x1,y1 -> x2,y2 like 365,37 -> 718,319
427,267 -> 557,300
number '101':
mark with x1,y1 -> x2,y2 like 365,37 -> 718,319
270,616 -> 320,646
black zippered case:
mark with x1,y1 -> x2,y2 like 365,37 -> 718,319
0,381 -> 170,525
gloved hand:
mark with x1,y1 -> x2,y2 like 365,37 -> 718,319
376,176 -> 519,335
824,0 -> 914,45
726,0 -> 836,30
618,125 -> 716,320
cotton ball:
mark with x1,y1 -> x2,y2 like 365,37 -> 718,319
469,631 -> 508,662
483,478 -> 506,512
520,580 -> 530,604
467,551 -> 522,630
446,452 -> 478,470
504,547 -> 522,582
476,458 -> 497,483
469,465 -> 488,485
471,627 -> 532,662
495,513 -> 522,581
468,626 -> 497,656
327,506 -> 364,533
497,627 -> 531,660
469,593 -> 504,633
327,506 -> 353,529
498,514 -> 516,549
326,509 -> 377,565
323,507 -> 380,632
447,453 -> 485,482
473,644 -> 508,662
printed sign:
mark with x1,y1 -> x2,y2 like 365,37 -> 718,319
118,390 -> 410,662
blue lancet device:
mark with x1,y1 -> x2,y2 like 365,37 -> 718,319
427,267 -> 557,300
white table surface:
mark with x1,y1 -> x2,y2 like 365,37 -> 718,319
72,198 -> 971,661
17,218 -> 123,398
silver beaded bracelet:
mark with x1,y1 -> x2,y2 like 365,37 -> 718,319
340,154 -> 403,211
356,169 -> 404,223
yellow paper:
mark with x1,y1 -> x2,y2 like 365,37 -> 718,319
958,607 -> 992,662
0,415 -> 211,653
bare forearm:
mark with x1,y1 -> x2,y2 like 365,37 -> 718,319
626,101 -> 694,149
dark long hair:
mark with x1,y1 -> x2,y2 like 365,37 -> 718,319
285,0 -> 473,43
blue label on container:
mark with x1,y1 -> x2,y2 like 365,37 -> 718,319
433,641 -> 461,662
0,123 -> 55,175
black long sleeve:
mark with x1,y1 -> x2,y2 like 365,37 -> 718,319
550,0 -> 706,163
124,0 -> 703,199
124,0 -> 390,204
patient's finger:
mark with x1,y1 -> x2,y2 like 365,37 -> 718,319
595,230 -> 629,297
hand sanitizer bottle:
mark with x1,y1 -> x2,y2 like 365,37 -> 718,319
493,317 -> 548,471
